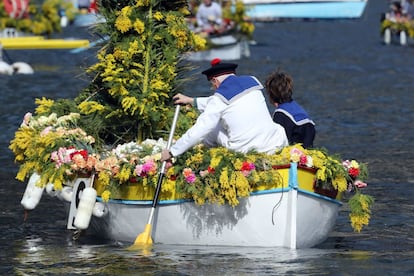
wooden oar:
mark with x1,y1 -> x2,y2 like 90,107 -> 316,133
129,104 -> 180,249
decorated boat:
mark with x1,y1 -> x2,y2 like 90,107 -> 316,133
380,9 -> 414,46
17,132 -> 371,249
185,0 -> 254,61
68,0 -> 106,27
241,0 -> 369,21
185,33 -> 250,61
0,0 -> 78,36
10,0 -> 374,249
0,36 -> 89,49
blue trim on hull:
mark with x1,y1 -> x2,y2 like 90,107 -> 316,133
96,197 -> 193,206
96,187 -> 342,206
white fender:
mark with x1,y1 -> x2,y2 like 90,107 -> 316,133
45,183 -> 58,197
384,28 -> 391,45
21,173 -> 44,210
0,61 -> 13,75
58,186 -> 73,202
92,202 -> 108,217
60,15 -> 68,28
400,31 -> 407,46
74,187 -> 97,230
67,176 -> 94,230
12,62 -> 34,74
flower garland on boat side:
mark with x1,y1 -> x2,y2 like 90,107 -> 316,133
9,110 -> 373,232
381,19 -> 414,38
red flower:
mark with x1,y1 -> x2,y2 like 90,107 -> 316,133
70,149 -> 88,161
348,167 -> 360,178
241,161 -> 255,171
299,155 -> 307,166
207,166 -> 215,174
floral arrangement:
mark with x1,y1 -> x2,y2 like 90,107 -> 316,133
381,18 -> 414,38
60,0 -> 205,145
222,0 -> 255,39
187,0 -> 254,39
10,112 -> 96,189
10,110 -> 373,232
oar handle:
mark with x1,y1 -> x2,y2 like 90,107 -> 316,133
166,104 -> 181,150
159,104 -> 180,174
149,104 -> 180,210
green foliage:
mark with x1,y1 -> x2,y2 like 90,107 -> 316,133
70,0 -> 205,145
381,19 -> 414,38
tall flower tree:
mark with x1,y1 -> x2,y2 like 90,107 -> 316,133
10,0 -> 205,187
35,0 -> 205,147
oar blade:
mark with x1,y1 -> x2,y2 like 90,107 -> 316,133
128,224 -> 153,250
134,224 -> 152,246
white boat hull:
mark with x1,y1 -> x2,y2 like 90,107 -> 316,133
76,163 -> 342,249
185,35 -> 250,61
88,190 -> 340,248
73,13 -> 105,27
241,0 -> 368,20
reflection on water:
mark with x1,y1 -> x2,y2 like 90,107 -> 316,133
1,1 -> 414,274
12,239 -> 414,275
13,240 -> 327,275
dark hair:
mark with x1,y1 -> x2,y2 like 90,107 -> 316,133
265,70 -> 293,104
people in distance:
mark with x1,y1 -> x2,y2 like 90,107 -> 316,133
195,0 -> 223,34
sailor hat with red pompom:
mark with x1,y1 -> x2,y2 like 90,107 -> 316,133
201,58 -> 238,81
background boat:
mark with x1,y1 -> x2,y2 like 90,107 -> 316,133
0,35 -> 89,49
242,0 -> 369,21
185,34 -> 251,61
380,2 -> 414,47
184,0 -> 255,60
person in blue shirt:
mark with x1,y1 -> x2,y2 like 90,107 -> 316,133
265,70 -> 316,148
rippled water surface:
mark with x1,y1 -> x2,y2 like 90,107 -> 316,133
1,1 -> 413,275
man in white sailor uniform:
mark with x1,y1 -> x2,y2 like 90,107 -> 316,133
161,58 -> 288,161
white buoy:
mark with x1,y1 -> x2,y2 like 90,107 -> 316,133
60,15 -> 68,27
45,183 -> 58,197
74,187 -> 97,230
92,202 -> 108,217
12,62 -> 34,74
384,28 -> 391,45
400,31 -> 407,46
21,173 -> 44,210
0,61 -> 13,75
58,186 -> 73,202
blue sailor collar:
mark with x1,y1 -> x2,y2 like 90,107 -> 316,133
215,75 -> 263,104
275,101 -> 315,126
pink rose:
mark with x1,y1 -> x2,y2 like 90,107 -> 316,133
354,180 -> 367,188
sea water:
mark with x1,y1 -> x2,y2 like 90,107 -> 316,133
1,1 -> 413,274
